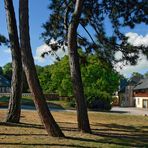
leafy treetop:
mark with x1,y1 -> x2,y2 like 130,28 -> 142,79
42,0 -> 148,67
0,34 -> 8,46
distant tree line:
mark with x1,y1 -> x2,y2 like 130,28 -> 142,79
0,53 -> 121,110
1,61 -> 147,109
0,63 -> 28,93
130,72 -> 148,79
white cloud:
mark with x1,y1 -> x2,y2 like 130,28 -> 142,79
34,44 -> 49,63
125,32 -> 148,47
34,39 -> 68,64
114,51 -> 123,60
116,32 -> 148,77
116,54 -> 148,77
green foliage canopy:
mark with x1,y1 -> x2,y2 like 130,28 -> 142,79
42,0 -> 148,67
0,34 -> 8,46
3,62 -> 12,80
37,55 -> 120,99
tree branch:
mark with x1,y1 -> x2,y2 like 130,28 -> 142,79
80,23 -> 96,45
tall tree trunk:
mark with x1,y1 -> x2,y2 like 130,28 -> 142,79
19,0 -> 64,137
4,0 -> 22,123
68,0 -> 91,133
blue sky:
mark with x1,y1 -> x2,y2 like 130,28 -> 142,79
0,0 -> 49,66
0,0 -> 148,77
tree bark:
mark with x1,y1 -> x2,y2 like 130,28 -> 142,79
4,0 -> 22,123
19,0 -> 64,137
68,0 -> 91,133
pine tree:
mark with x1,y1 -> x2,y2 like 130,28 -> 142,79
4,0 -> 23,123
42,0 -> 148,64
19,0 -> 64,137
42,0 -> 148,133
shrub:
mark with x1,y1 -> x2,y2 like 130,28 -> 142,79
68,99 -> 76,108
86,91 -> 112,110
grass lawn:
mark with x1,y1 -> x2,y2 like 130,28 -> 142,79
0,96 -> 70,109
0,110 -> 148,148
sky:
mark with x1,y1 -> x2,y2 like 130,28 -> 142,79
0,0 -> 148,78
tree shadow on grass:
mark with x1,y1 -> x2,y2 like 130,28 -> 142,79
58,121 -> 148,147
0,143 -> 93,148
90,123 -> 148,147
48,102 -> 65,110
0,97 -> 65,110
0,121 -> 78,131
0,133 -> 47,136
0,121 -> 147,147
0,122 -> 44,129
92,123 -> 147,132
0,122 -> 79,133
66,135 -> 148,147
59,122 -> 148,147
21,97 -> 34,106
63,121 -> 148,147
58,122 -> 78,132
21,99 -> 66,110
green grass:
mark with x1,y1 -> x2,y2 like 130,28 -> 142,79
0,96 -> 9,102
47,99 -> 72,109
0,96 -> 34,107
0,110 -> 148,148
0,96 -> 70,109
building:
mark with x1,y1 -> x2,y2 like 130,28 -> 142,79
133,79 -> 148,109
0,75 -> 10,93
118,77 -> 140,107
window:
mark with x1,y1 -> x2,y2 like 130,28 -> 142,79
143,100 -> 148,108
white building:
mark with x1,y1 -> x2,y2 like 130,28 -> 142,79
133,79 -> 148,109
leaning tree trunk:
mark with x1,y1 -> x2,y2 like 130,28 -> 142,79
67,0 -> 91,133
4,0 -> 22,123
19,0 -> 64,137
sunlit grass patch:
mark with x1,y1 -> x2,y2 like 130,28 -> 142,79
0,110 -> 148,148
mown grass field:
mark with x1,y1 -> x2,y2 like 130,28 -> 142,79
0,96 -> 70,109
0,109 -> 148,148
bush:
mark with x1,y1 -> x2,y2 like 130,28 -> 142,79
86,91 -> 112,111
65,91 -> 112,111
68,99 -> 76,108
